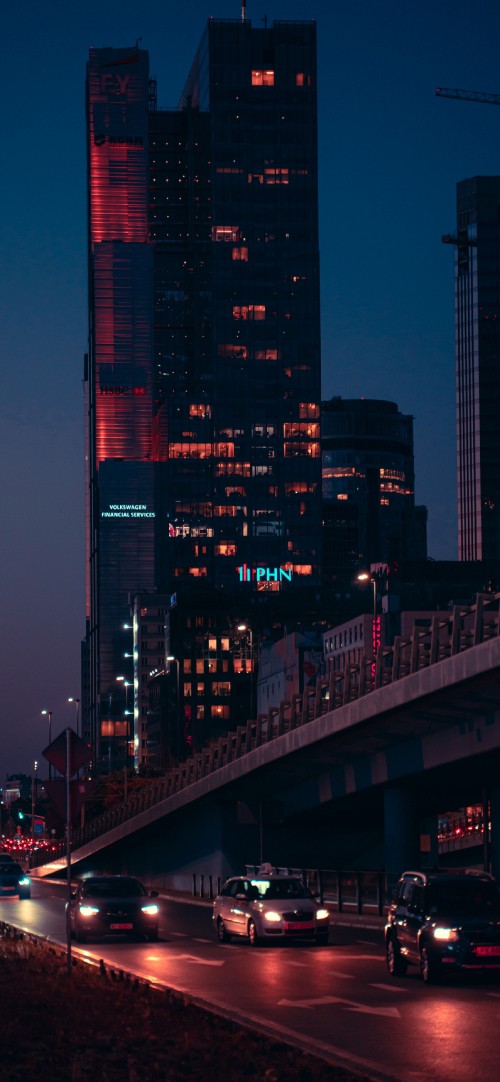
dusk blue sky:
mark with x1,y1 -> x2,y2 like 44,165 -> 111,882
2,0 -> 500,775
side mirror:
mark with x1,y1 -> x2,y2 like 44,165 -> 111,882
235,893 -> 247,901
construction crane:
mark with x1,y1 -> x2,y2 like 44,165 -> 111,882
436,87 -> 500,106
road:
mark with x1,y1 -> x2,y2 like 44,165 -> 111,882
1,881 -> 500,1082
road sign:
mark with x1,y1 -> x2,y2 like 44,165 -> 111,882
42,728 -> 91,777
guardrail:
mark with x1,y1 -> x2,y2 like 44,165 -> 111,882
31,591 -> 500,869
190,867 -> 388,915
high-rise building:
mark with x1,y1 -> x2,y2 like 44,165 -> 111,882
85,20 -> 322,770
454,177 -> 500,561
321,397 -> 427,585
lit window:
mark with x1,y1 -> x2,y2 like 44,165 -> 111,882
196,660 -> 204,674
196,705 -> 204,720
299,402 -> 320,419
252,70 -> 275,86
264,168 -> 289,185
218,344 -> 248,359
380,497 -> 390,505
295,73 -> 311,87
183,660 -> 191,673
183,683 -> 192,697
254,349 -> 280,360
215,544 -> 237,556
337,494 -> 348,501
212,226 -> 240,242
211,705 -> 230,718
233,305 -> 265,321
232,246 -> 249,261
189,404 -> 212,418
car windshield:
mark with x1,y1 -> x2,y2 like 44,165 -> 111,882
428,880 -> 500,917
82,879 -> 145,898
0,864 -> 21,875
250,878 -> 312,900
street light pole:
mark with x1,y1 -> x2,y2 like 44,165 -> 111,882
68,697 -> 80,739
237,624 -> 255,720
41,710 -> 53,780
31,761 -> 37,847
356,572 -> 377,620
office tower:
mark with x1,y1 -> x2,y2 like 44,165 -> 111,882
85,20 -> 322,770
321,397 -> 427,585
455,177 -> 500,561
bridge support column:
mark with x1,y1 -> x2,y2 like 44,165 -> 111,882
384,786 -> 418,898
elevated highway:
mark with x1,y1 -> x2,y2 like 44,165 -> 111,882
32,594 -> 500,889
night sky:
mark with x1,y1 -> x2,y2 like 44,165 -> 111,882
2,0 -> 500,775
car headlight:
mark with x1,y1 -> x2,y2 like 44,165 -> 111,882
79,905 -> 100,917
315,908 -> 329,920
263,910 -> 282,922
141,904 -> 159,916
18,878 -> 30,887
433,927 -> 459,942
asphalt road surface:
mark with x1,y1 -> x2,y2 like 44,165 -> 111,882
1,880 -> 500,1082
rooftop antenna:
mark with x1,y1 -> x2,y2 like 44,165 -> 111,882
241,0 -> 246,23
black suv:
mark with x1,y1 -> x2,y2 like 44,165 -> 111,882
385,870 -> 500,983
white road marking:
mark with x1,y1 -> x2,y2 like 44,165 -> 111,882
278,994 -> 400,1017
357,939 -> 379,946
173,953 -> 224,967
370,983 -> 408,993
168,931 -> 188,937
327,970 -> 355,979
193,937 -> 211,943
286,960 -> 309,967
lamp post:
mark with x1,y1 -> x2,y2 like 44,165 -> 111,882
356,572 -> 377,619
31,761 -> 37,847
41,710 -> 53,780
166,656 -> 180,759
237,624 -> 255,720
68,697 -> 80,738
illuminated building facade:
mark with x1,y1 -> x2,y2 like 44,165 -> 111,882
321,398 -> 427,585
86,21 -> 322,770
454,177 -> 500,561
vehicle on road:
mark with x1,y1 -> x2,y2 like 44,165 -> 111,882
0,861 -> 31,899
385,869 -> 500,983
67,875 -> 159,943
213,870 -> 330,946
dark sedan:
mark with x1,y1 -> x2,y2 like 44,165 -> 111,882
0,861 -> 31,899
67,875 -> 160,942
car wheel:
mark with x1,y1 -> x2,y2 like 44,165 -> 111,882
386,935 -> 408,977
420,945 -> 440,984
75,922 -> 87,944
146,928 -> 158,942
248,919 -> 260,946
216,917 -> 230,943
315,932 -> 329,946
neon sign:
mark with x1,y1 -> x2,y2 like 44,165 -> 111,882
101,504 -> 155,519
237,565 -> 293,583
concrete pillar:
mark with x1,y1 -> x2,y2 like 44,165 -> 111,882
384,786 -> 419,898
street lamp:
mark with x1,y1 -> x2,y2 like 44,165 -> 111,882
68,697 -> 80,739
357,572 -> 377,620
31,761 -> 38,846
166,656 -> 181,758
41,710 -> 53,780
237,624 -> 255,720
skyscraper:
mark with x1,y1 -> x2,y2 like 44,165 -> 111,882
321,397 -> 427,585
454,177 -> 500,562
85,19 -> 322,770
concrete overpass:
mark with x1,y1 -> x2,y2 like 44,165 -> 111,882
31,594 -> 500,890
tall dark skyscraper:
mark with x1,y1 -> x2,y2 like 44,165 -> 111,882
455,177 -> 500,562
85,19 -> 322,770
321,398 -> 427,584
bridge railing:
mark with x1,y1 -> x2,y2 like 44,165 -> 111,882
31,591 -> 500,868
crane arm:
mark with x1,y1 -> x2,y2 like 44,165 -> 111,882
436,87 -> 500,106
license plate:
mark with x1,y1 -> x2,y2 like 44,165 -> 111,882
1,886 -> 14,892
110,922 -> 133,930
474,945 -> 500,957
284,921 -> 313,931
